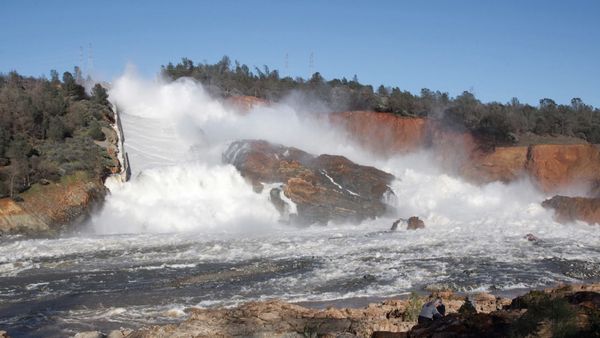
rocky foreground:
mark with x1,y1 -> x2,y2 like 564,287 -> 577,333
69,283 -> 600,338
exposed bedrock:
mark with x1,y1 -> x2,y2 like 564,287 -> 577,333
0,172 -> 107,235
119,284 -> 600,338
223,140 -> 395,225
331,111 -> 600,193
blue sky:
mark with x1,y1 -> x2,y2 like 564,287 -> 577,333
1,1 -> 599,107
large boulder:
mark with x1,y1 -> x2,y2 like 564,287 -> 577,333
223,140 -> 395,225
391,216 -> 425,231
542,195 -> 600,225
406,216 -> 425,230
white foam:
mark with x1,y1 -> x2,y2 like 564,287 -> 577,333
92,163 -> 279,234
321,170 -> 343,190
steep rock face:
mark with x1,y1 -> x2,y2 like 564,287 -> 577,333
332,111 -> 600,192
462,146 -> 529,184
527,144 -> 600,192
330,111 -> 428,155
542,195 -> 600,225
223,140 -> 395,225
99,126 -> 123,175
224,95 -> 269,113
0,172 -> 107,234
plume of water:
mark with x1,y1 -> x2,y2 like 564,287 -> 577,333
94,67 -> 560,235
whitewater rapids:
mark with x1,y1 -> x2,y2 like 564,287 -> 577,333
1,70 -> 599,337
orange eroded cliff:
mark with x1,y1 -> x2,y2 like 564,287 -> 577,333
224,95 -> 269,114
527,144 -> 600,192
331,111 -> 600,193
463,146 -> 529,184
330,111 -> 428,155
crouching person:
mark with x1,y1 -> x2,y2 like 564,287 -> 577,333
418,298 -> 444,324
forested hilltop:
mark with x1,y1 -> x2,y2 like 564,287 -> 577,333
0,71 -> 115,199
163,56 -> 600,146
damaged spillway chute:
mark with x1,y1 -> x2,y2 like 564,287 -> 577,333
110,103 -> 132,182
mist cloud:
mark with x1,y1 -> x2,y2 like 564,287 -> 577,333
92,68 -> 559,235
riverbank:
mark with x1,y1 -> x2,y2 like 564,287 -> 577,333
68,283 -> 599,338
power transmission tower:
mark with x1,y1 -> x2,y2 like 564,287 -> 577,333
308,52 -> 314,77
79,46 -> 84,75
88,43 -> 94,79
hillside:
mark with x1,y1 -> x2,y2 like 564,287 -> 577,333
0,71 -> 120,234
163,56 -> 600,147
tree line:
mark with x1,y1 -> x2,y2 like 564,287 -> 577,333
162,56 -> 600,146
0,70 -> 114,199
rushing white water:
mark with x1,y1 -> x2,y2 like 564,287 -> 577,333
1,69 -> 599,337
82,69 -> 600,292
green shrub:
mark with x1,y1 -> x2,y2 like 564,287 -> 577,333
403,292 -> 424,322
510,294 -> 577,338
47,116 -> 67,141
88,120 -> 105,141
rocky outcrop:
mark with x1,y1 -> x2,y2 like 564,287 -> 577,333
542,195 -> 600,225
332,111 -> 600,193
410,284 -> 600,337
121,284 -> 600,338
406,216 -> 425,230
391,217 -> 426,231
0,171 -> 107,234
98,126 -> 123,175
223,140 -> 395,225
124,290 -> 512,338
